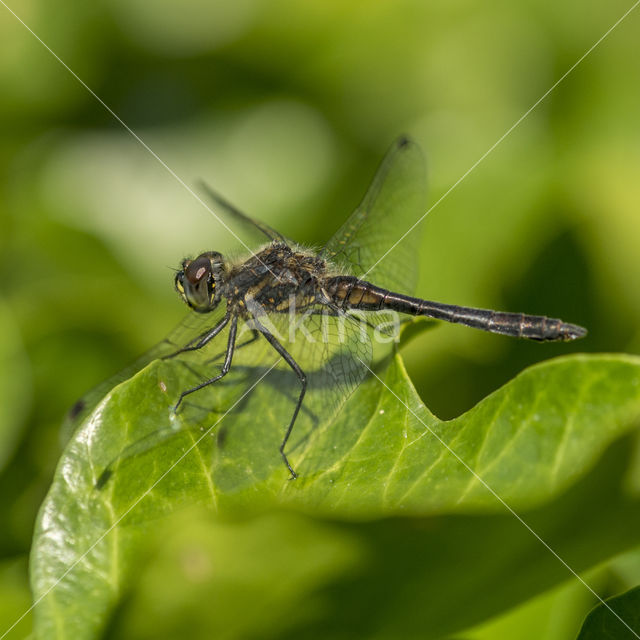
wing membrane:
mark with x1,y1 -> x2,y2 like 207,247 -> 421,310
249,307 -> 374,456
321,137 -> 427,295
61,307 -> 227,442
197,181 -> 290,246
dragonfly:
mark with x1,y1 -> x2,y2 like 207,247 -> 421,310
67,137 -> 587,481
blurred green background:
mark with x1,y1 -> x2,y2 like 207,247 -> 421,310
1,0 -> 639,637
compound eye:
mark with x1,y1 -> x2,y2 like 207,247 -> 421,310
184,255 -> 212,285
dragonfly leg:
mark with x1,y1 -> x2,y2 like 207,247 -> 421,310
252,318 -> 306,480
164,311 -> 230,359
174,314 -> 237,411
205,329 -> 259,364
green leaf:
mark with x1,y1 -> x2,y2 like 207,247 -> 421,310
31,352 -> 640,638
577,586 -> 640,639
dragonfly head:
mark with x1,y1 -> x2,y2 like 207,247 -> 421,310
175,251 -> 226,313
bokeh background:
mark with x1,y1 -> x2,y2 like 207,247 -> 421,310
1,0 -> 639,637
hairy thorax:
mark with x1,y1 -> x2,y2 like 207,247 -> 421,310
225,243 -> 329,314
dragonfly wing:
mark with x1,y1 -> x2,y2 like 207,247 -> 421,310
197,181 -> 290,246
320,137 -> 427,294
257,306 -> 372,421
61,306 -> 227,443
92,306 -> 378,485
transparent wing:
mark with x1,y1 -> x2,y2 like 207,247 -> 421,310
61,306 -> 227,442
250,305 -> 381,453
281,307 -> 372,399
89,305 -> 374,480
86,303 -> 402,484
197,181 -> 291,246
321,137 -> 427,295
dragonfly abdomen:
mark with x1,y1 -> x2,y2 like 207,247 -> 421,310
327,276 -> 586,342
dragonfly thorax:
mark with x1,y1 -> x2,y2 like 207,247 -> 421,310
175,251 -> 226,313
